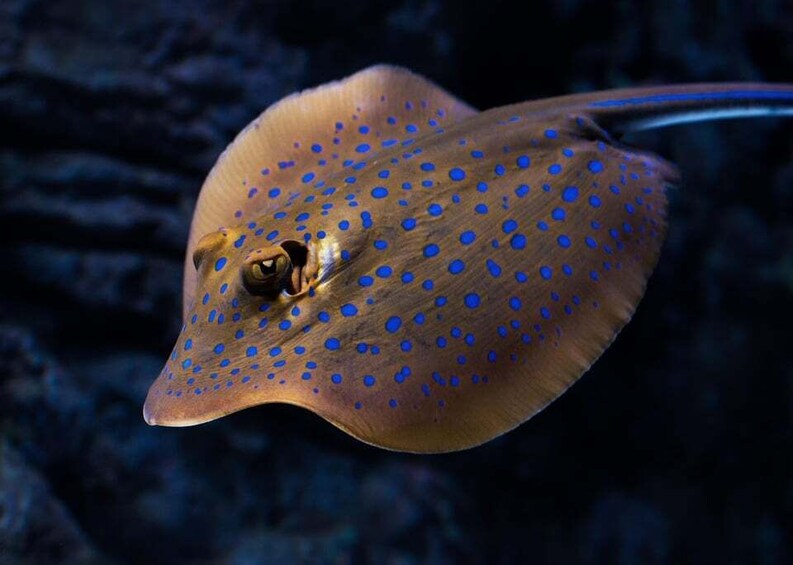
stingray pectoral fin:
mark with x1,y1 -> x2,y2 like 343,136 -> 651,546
142,366 -> 326,428
181,65 -> 477,316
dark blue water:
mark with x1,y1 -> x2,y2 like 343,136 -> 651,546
1,1 -> 790,563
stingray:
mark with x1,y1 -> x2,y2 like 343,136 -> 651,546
143,65 -> 792,453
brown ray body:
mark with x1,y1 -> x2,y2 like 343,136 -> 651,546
143,66 -> 793,452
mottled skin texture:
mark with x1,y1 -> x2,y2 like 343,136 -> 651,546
143,66 -> 793,452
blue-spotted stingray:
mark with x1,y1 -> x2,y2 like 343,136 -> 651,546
143,65 -> 793,453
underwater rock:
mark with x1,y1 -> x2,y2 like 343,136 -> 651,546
0,443 -> 102,564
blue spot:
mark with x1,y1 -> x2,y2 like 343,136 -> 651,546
435,296 -> 447,307
246,346 -> 258,357
449,167 -> 466,181
356,143 -> 371,153
385,316 -> 402,333
540,306 -> 551,319
540,266 -> 552,280
588,160 -> 604,173
448,259 -> 465,274
301,172 -> 315,183
378,170 -> 390,179
510,233 -> 526,250
487,259 -> 502,278
464,293 -> 481,309
279,320 -> 291,331
296,212 -> 310,222
359,125 -> 369,134
420,162 -> 435,171
557,235 -> 571,248
338,220 -> 350,231
590,270 -> 600,282
422,279 -> 434,291
562,148 -> 574,157
358,275 -> 374,288
184,339 -> 193,351
400,340 -> 412,352
374,240 -> 388,250
436,337 -> 447,349
585,236 -> 597,249
317,230 -> 326,239
401,272 -> 414,284
325,338 -> 340,350
406,124 -> 418,133
515,271 -> 528,283
318,311 -> 331,323
389,399 -> 398,408
548,164 -> 562,175
471,150 -> 484,158
428,203 -> 443,216
516,155 -> 531,169
477,182 -> 489,193
331,374 -> 342,384
311,143 -> 322,153
502,219 -> 518,234
214,257 -> 227,271
589,195 -> 602,208
233,235 -> 246,249
562,264 -> 573,276
562,186 -> 579,202
402,218 -> 417,231
537,221 -> 549,231
545,129 -> 558,138
509,297 -> 522,311
371,186 -> 388,199
340,304 -> 358,317
475,203 -> 488,214
423,244 -> 440,258
268,187 -> 281,199
376,265 -> 393,278
515,184 -> 529,198
460,230 -> 476,245
551,207 -> 566,221
363,375 -> 376,387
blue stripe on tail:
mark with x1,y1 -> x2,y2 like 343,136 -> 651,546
591,90 -> 793,108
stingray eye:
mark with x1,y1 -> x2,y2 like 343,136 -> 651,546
242,249 -> 292,296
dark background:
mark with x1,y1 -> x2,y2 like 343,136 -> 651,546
1,1 -> 791,563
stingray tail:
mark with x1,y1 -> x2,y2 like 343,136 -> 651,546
565,83 -> 793,136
